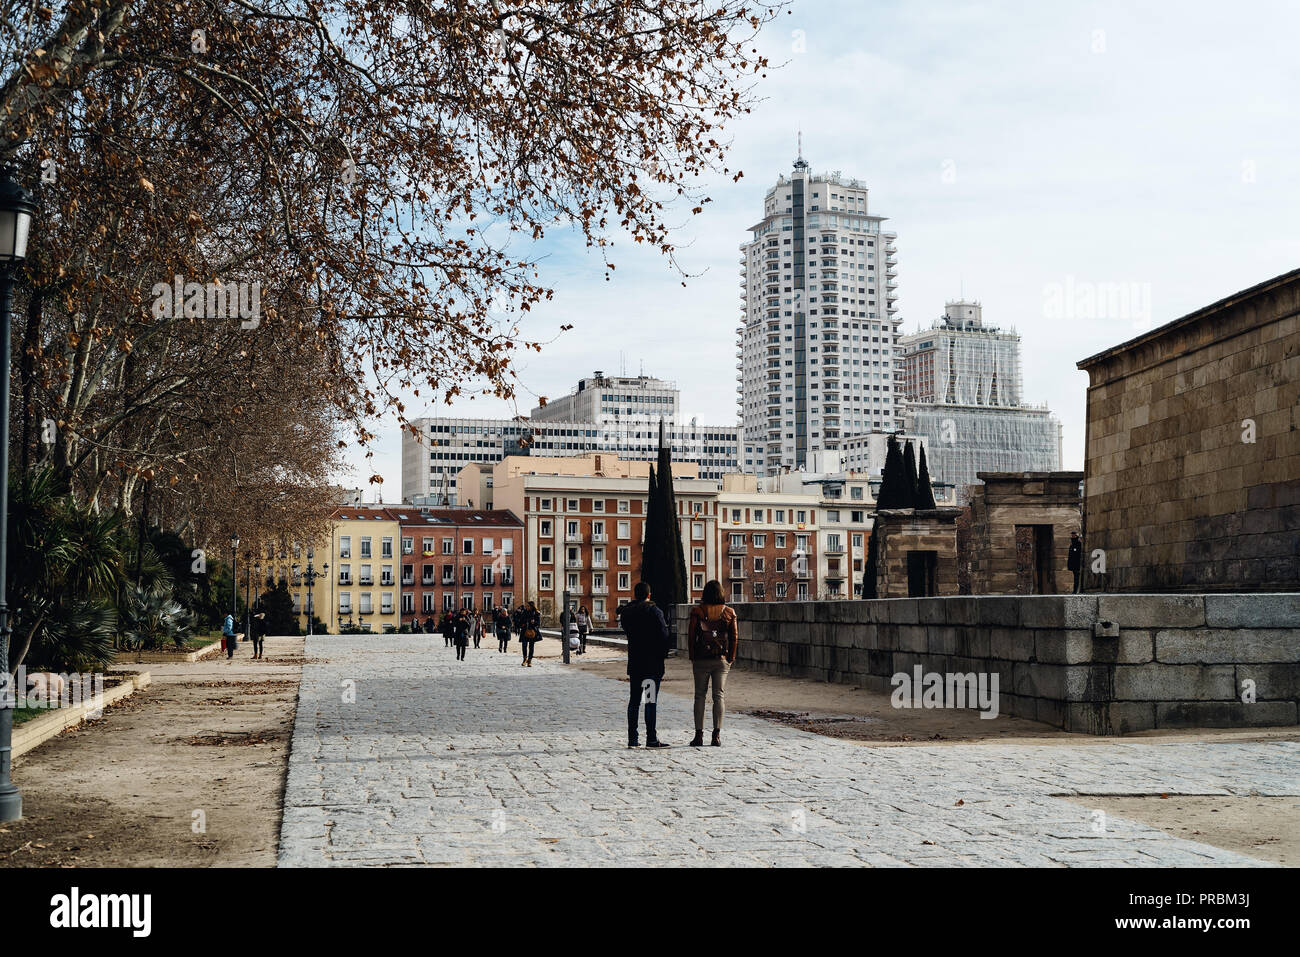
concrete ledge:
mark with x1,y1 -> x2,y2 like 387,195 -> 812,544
128,639 -> 223,663
12,671 -> 151,760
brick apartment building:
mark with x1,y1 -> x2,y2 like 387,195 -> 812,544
484,455 -> 720,625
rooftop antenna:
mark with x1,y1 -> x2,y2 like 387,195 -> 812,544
794,129 -> 808,170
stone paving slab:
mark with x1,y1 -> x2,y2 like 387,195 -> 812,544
279,636 -> 1296,867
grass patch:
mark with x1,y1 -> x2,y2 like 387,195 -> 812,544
12,706 -> 45,727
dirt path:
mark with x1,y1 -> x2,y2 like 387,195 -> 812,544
0,636 -> 304,868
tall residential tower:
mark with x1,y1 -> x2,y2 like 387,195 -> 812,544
738,153 -> 902,476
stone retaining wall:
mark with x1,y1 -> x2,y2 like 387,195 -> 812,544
674,594 -> 1299,734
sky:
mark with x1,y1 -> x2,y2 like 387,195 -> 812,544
341,0 -> 1300,498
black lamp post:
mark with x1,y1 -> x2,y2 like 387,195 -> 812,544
300,551 -> 327,637
0,168 -> 35,822
230,534 -> 240,625
243,550 -> 252,641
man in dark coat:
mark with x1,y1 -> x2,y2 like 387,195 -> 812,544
620,582 -> 671,749
1067,531 -> 1083,593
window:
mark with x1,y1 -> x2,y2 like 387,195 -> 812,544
540,545 -> 552,564
482,537 -> 493,554
776,557 -> 787,573
617,572 -> 631,590
381,564 -> 393,585
482,566 -> 494,586
753,557 -> 765,573
422,594 -> 434,613
775,510 -> 785,523
359,564 -> 373,585
462,565 -> 474,586
776,582 -> 787,598
422,537 -> 433,554
567,498 -> 578,510
618,546 -> 631,565
339,593 -> 351,612
753,509 -> 764,523
462,594 -> 475,610
443,593 -> 455,611
442,564 -> 454,584
360,536 -> 372,558
382,537 -> 393,558
339,563 -> 352,584
692,547 -> 703,564
753,534 -> 766,547
540,519 -> 552,537
826,510 -> 840,523
617,500 -> 630,513
540,572 -> 552,590
692,522 -> 704,540
796,510 -> 807,524
339,536 -> 351,559
442,537 -> 454,554
540,498 -> 552,511
593,499 -> 604,512
359,593 -> 373,614
462,538 -> 473,555
401,593 -> 413,613
617,521 -> 631,539
775,533 -> 787,549
693,573 -> 704,590
401,537 -> 413,554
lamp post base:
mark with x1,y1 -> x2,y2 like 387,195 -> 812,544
0,705 -> 21,822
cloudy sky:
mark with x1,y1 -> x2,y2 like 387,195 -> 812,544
343,0 -> 1300,497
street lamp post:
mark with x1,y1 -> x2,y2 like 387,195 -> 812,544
230,534 -> 240,626
243,550 -> 252,642
0,168 -> 35,822
300,553 -> 327,637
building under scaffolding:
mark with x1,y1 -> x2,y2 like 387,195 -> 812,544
897,301 -> 1061,498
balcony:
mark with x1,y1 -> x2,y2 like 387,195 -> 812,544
824,543 -> 846,555
358,577 -> 373,586
728,568 -> 747,579
338,604 -> 352,614
564,531 -> 584,543
400,576 -> 414,586
380,577 -> 394,587
338,574 -> 352,585
565,584 -> 585,596
441,576 -> 455,586
590,559 -> 608,570
590,585 -> 608,595
728,542 -> 747,555
590,532 -> 608,544
338,551 -> 351,560
421,577 -> 435,586
565,558 -> 585,570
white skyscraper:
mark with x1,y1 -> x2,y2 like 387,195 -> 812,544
738,151 -> 902,476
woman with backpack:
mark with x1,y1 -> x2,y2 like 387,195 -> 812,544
687,580 -> 739,747
520,601 -> 541,667
575,604 -> 591,655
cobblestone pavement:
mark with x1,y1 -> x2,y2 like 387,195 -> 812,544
279,637 -> 1296,867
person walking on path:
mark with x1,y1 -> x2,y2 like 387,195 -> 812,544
520,601 -> 541,667
494,607 -> 511,652
472,612 -> 483,649
1067,531 -> 1083,594
453,611 -> 469,661
687,579 -> 739,747
621,582 -> 671,749
575,604 -> 591,655
441,611 -> 454,648
250,612 -> 267,660
222,612 -> 239,660
424,615 -> 436,636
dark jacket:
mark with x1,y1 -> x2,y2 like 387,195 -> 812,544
1067,538 -> 1083,571
620,599 -> 670,678
522,608 -> 541,639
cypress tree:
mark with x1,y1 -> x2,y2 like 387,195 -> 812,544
642,463 -> 659,587
916,443 -> 937,509
903,439 -> 920,506
876,434 -> 913,509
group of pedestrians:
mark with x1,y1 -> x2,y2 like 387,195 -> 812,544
620,579 -> 738,749
221,611 -> 268,660
416,602 -> 543,665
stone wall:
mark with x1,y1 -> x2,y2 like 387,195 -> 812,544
966,472 -> 1083,594
675,594 -> 1299,734
1077,269 -> 1300,592
874,508 -> 961,597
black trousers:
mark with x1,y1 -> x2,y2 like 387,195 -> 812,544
1072,568 -> 1081,593
520,639 -> 535,663
579,629 -> 588,654
251,637 -> 263,657
456,643 -> 466,660
497,634 -> 509,652
628,674 -> 662,743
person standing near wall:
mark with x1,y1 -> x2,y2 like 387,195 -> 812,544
1067,531 -> 1083,593
687,580 -> 739,748
621,582 -> 671,749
